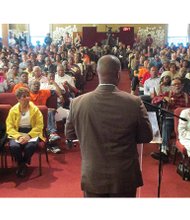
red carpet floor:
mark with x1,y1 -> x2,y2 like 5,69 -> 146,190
1,70 -> 190,197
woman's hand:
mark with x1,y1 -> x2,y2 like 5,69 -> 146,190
18,134 -> 31,144
163,96 -> 170,102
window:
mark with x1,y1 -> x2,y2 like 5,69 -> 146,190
167,23 -> 188,46
0,24 -> 2,38
29,23 -> 49,46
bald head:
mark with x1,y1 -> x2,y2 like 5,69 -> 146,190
97,55 -> 121,85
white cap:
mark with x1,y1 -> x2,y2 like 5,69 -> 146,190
185,73 -> 190,80
160,71 -> 172,79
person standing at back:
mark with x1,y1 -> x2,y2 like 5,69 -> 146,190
65,55 -> 153,198
44,33 -> 52,46
145,34 -> 153,52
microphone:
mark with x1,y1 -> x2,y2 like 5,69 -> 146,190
177,116 -> 188,122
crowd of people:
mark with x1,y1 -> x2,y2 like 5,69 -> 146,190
0,29 -> 190,196
127,40 -> 190,163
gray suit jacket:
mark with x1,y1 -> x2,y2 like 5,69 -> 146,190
65,85 -> 153,194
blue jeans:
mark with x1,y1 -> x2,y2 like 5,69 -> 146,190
161,118 -> 174,152
9,139 -> 38,165
131,76 -> 139,91
47,110 -> 57,134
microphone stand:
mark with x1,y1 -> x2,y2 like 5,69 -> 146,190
143,101 -> 187,122
142,100 -> 187,198
65,139 -> 79,149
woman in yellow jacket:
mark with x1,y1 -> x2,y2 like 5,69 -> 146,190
6,87 -> 44,177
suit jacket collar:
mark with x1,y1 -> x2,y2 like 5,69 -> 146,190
95,84 -> 120,92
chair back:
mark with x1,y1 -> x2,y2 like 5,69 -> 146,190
0,93 -> 17,106
0,92 -> 57,109
0,104 -> 12,125
46,93 -> 57,109
37,105 -> 48,130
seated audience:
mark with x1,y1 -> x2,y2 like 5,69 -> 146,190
0,65 -> 9,93
150,55 -> 162,70
74,33 -> 82,48
12,71 -> 29,94
29,66 -> 48,84
130,54 -> 142,95
158,59 -> 170,76
140,66 -> 160,111
43,56 -> 56,75
29,80 -> 61,153
19,52 -> 28,71
24,60 -> 34,78
36,53 -> 45,69
143,66 -> 160,97
178,69 -> 190,95
6,64 -> 20,92
64,32 -> 72,49
64,58 -> 84,91
6,87 -> 44,177
161,63 -> 179,80
151,78 -> 190,163
137,59 -> 150,95
39,71 -> 64,107
154,74 -> 171,96
55,64 -> 78,108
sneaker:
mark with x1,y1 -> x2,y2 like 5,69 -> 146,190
49,133 -> 61,142
47,145 -> 61,154
150,151 -> 169,163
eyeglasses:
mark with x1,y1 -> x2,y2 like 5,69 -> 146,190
20,94 -> 30,99
171,83 -> 181,86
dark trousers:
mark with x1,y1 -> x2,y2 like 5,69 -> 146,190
9,139 -> 38,165
131,76 -> 139,91
84,188 -> 137,198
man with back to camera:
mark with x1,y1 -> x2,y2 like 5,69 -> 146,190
65,55 -> 153,197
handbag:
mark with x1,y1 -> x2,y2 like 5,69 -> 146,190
177,162 -> 190,181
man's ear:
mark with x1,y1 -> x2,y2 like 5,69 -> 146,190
117,71 -> 121,81
116,71 -> 120,85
